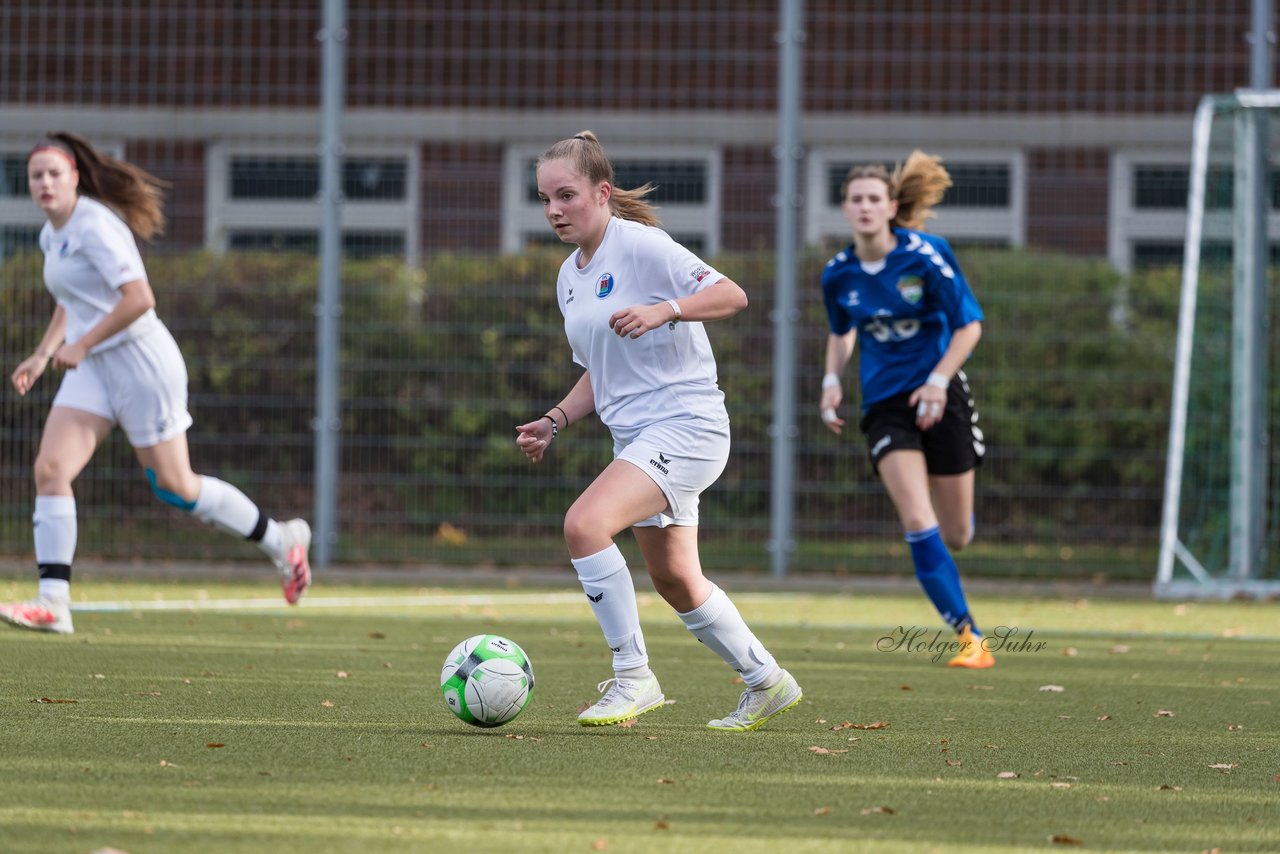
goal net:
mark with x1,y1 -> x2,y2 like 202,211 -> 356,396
1157,90 -> 1280,599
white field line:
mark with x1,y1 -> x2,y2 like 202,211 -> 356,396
65,593 -> 1280,642
73,591 -> 588,612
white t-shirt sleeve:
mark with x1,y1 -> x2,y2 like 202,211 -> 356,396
81,208 -> 147,289
642,228 -> 723,298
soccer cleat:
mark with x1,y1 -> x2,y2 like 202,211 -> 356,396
947,625 -> 995,669
707,668 -> 803,732
276,518 -> 312,605
577,673 -> 665,726
0,597 -> 74,635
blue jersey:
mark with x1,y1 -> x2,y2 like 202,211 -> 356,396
821,228 -> 983,410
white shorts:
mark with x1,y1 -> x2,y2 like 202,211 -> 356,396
614,417 -> 730,528
52,325 -> 193,448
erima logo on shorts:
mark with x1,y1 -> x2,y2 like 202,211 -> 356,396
649,452 -> 671,475
871,436 -> 892,457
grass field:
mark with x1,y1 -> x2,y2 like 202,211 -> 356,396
1,573 -> 1277,853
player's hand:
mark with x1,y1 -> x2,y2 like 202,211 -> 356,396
820,384 -> 845,434
10,353 -> 50,396
514,418 -> 554,463
608,302 -> 670,339
908,383 -> 947,431
52,341 -> 89,370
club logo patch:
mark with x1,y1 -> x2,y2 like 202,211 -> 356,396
58,239 -> 70,258
596,273 -> 615,298
897,276 -> 923,305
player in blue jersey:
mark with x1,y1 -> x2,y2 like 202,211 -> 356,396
819,151 -> 993,668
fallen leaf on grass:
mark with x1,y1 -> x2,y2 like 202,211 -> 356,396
966,684 -> 994,690
618,718 -> 638,729
900,685 -> 913,691
644,736 -> 658,741
336,671 -> 349,679
860,806 -> 896,815
1227,724 -> 1244,731
1051,782 -> 1072,789
944,759 -> 962,767
420,742 -> 432,749
847,720 -> 890,730
1050,834 -> 1083,845
504,734 -> 524,740
997,771 -> 1020,779
158,760 -> 177,768
656,778 -> 675,785
368,632 -> 386,639
1039,685 -> 1065,693
206,743 -> 225,749
654,818 -> 670,830
1110,645 -> 1130,654
1154,709 -> 1175,717
1208,763 -> 1237,772
1158,784 -> 1183,791
1062,647 -> 1078,657
320,700 -> 335,708
1098,715 -> 1112,721
257,771 -> 271,776
813,806 -> 831,816
31,697 -> 78,704
591,840 -> 608,851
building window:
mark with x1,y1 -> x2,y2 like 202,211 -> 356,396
504,146 -> 721,255
208,146 -> 419,262
1109,151 -> 1280,272
808,149 -> 1024,249
2,155 -> 29,198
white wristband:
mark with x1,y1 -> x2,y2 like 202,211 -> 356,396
925,371 -> 950,390
666,299 -> 682,321
821,372 -> 841,390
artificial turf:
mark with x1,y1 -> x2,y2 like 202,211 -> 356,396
0,577 -> 1276,853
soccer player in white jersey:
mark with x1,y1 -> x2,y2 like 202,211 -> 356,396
2,132 -> 312,635
819,151 -> 994,669
515,131 -> 803,730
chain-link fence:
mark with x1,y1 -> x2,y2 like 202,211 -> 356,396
0,2 -> 1268,580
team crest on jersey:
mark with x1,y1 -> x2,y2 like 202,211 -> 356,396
596,273 -> 615,298
896,276 -> 923,304
58,239 -> 70,258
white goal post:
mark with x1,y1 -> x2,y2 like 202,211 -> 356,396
1156,89 -> 1280,600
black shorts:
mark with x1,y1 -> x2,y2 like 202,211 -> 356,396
859,370 -> 985,476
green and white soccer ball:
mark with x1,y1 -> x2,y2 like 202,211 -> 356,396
440,634 -> 534,727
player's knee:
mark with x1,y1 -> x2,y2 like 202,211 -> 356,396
33,453 -> 75,492
145,468 -> 198,511
942,524 -> 974,553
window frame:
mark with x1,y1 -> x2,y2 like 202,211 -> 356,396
502,144 -> 722,255
206,142 -> 420,263
805,147 -> 1026,250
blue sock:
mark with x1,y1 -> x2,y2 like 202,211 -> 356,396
906,526 -> 978,635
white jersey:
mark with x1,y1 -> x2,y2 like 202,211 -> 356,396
557,216 -> 728,437
39,195 -> 161,352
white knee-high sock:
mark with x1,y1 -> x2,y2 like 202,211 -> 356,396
34,495 -> 76,602
571,544 -> 649,674
678,583 -> 780,689
191,476 -> 283,558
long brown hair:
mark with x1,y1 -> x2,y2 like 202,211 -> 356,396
537,130 -> 661,227
840,150 -> 952,231
30,131 -> 169,240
